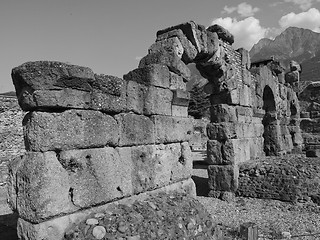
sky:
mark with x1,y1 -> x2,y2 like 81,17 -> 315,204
1,0 -> 320,93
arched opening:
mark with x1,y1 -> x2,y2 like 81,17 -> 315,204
262,86 -> 278,156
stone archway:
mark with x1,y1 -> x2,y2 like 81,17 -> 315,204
262,85 -> 278,156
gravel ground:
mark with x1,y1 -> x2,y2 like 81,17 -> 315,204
193,152 -> 320,240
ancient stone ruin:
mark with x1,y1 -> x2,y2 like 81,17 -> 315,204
8,21 -> 303,239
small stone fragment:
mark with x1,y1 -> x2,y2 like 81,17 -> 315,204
92,226 -> 106,239
86,218 -> 99,225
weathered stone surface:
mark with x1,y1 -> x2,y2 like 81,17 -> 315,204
144,86 -> 173,115
172,89 -> 190,106
172,105 -> 188,117
8,152 -> 77,222
210,104 -> 237,123
20,86 -> 127,113
139,49 -> 191,81
123,64 -> 170,88
169,72 -> 186,90
208,165 -> 239,192
207,122 -> 237,140
156,29 -> 198,63
119,142 -> 192,194
126,81 -> 173,115
15,179 -> 196,240
8,148 -> 134,222
207,24 -> 234,45
58,147 -> 133,208
12,61 -> 94,93
206,140 -> 223,165
24,110 -> 119,151
149,37 -> 184,59
237,48 -> 251,69
151,115 -> 193,143
157,21 -> 201,54
116,113 -> 155,146
12,61 -> 126,111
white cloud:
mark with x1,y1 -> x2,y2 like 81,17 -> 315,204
222,2 -> 260,17
222,6 -> 237,14
284,0 -> 320,10
211,17 -> 268,50
279,8 -> 320,32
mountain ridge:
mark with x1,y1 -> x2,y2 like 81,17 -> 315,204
250,27 -> 320,68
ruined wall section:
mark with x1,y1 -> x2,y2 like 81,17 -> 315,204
205,29 -> 303,198
8,60 -> 196,239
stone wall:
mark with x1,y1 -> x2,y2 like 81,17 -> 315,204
203,26 -> 303,199
7,20 -> 304,239
8,60 -> 197,239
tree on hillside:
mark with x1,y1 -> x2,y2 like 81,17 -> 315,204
188,83 -> 210,119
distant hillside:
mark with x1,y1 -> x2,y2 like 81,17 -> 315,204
250,27 -> 320,71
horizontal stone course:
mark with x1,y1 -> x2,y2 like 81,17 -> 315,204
24,110 -> 119,151
8,142 -> 192,223
16,179 -> 196,240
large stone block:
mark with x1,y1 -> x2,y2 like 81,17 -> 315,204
12,61 -> 126,112
207,24 -> 234,45
58,147 -> 133,208
123,64 -> 170,89
210,104 -> 237,123
151,115 -> 193,143
169,71 -> 187,91
24,110 -> 119,152
208,165 -> 239,192
172,105 -> 188,117
7,152 -> 77,222
15,178 -> 196,240
12,61 -> 94,95
236,106 -> 253,123
207,122 -> 237,140
157,21 -> 201,55
144,85 -> 173,115
139,49 -> 191,81
8,148 -> 134,223
117,142 -> 192,194
156,28 -> 198,63
237,48 -> 251,70
116,113 -> 155,146
149,37 -> 184,59
126,81 -> 173,115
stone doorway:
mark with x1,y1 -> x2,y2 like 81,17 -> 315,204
262,86 -> 278,156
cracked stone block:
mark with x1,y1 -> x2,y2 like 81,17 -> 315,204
24,110 -> 119,152
169,72 -> 186,91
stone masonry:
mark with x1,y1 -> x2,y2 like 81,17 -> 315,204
7,20 -> 304,239
9,60 -> 196,238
